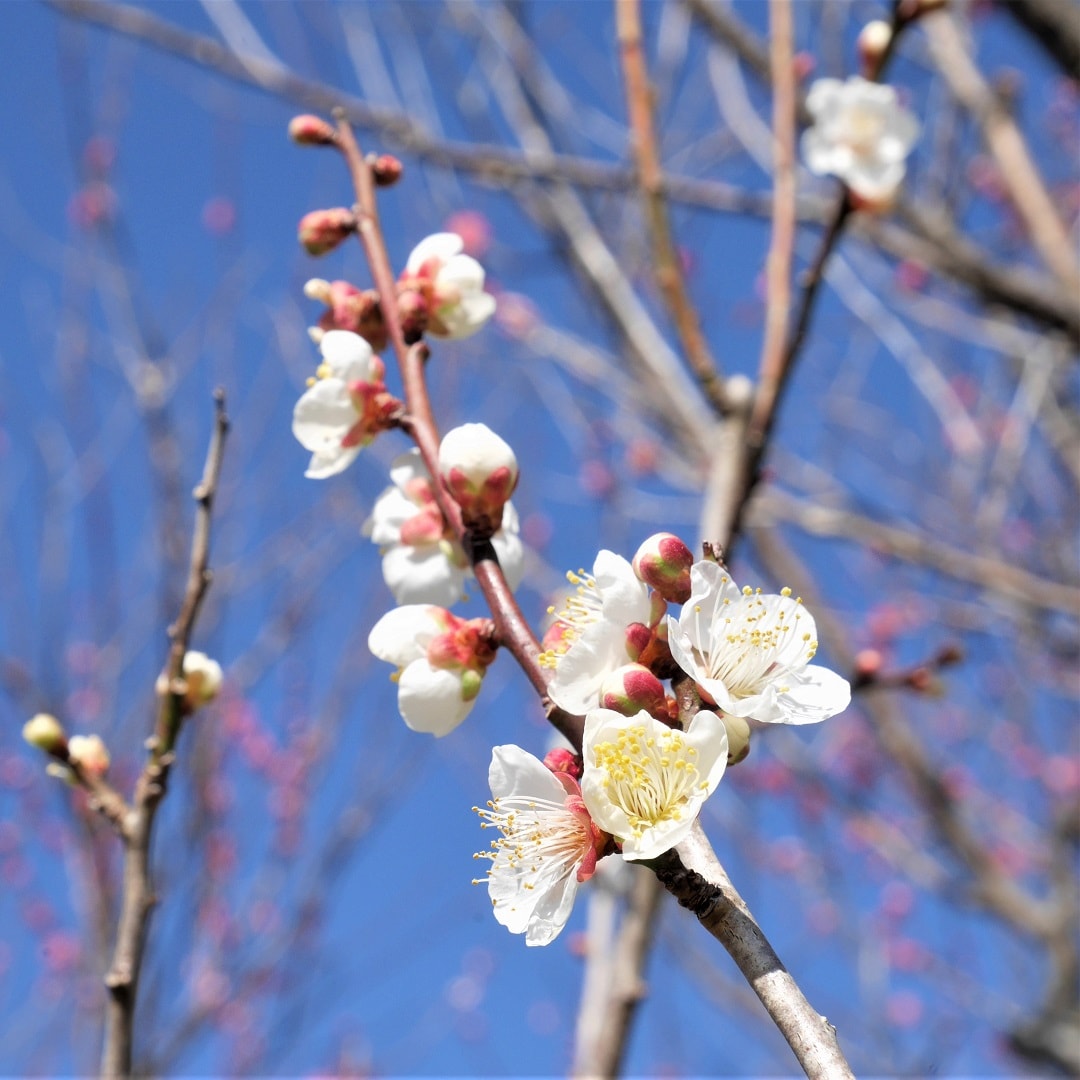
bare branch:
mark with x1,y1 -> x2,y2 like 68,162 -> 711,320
616,0 -> 727,414
100,391 -> 229,1080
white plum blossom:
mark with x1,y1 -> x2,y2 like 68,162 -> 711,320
292,330 -> 398,479
666,560 -> 851,725
364,449 -> 523,606
580,708 -> 728,861
802,76 -> 920,207
438,423 -> 518,533
399,232 -> 496,340
368,605 -> 496,736
542,551 -> 655,715
473,744 -> 608,945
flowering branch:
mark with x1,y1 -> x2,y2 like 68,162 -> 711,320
101,390 -> 229,1080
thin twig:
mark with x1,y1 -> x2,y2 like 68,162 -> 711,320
100,391 -> 229,1080
49,0 -> 1080,341
749,0 -> 797,452
924,10 -> 1080,296
615,0 -> 726,415
330,112 -> 585,750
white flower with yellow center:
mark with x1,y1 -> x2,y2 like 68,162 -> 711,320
581,708 -> 728,861
802,76 -> 920,208
666,560 -> 851,725
541,551 -> 652,715
473,744 -> 608,946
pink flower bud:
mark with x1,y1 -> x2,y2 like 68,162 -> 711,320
288,114 -> 338,146
23,713 -> 67,754
396,288 -> 429,342
371,154 -> 403,187
67,734 -> 110,777
543,747 -> 583,780
438,424 -> 519,536
298,208 -> 357,256
599,664 -> 667,719
632,533 -> 694,604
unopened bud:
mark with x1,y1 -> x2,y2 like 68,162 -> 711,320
599,664 -> 667,720
23,713 -> 66,754
298,208 -> 357,256
857,21 -> 892,76
854,648 -> 883,686
288,114 -> 338,147
182,651 -> 223,712
396,288 -> 429,343
67,734 -> 110,777
304,278 -> 334,303
544,747 -> 583,780
719,712 -> 751,765
370,154 -> 403,187
438,424 -> 519,537
632,532 -> 694,604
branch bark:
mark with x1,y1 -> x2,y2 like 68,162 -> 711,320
100,391 -> 229,1079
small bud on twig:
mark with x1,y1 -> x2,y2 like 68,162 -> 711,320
370,154 -> 403,187
298,208 -> 357,256
288,114 -> 338,147
23,713 -> 67,754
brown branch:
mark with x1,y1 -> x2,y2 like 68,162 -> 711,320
749,0 -> 798,451
330,112 -> 585,751
48,0 -> 1080,342
650,822 -> 856,1080
101,391 -> 229,1080
572,865 -> 665,1079
615,0 -> 726,415
750,488 -> 1080,617
923,10 -> 1080,296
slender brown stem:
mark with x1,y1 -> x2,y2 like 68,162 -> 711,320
615,0 -> 726,415
749,0 -> 797,452
100,391 -> 229,1079
331,112 -> 585,750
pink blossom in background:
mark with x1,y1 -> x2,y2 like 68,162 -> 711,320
202,195 -> 237,236
444,209 -> 492,257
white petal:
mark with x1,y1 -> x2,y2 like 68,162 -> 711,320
593,550 -> 651,627
405,232 -> 464,273
547,622 -> 625,714
367,487 -> 417,545
382,544 -> 466,606
368,605 -> 443,666
388,448 -> 430,490
319,330 -> 375,382
805,78 -> 844,120
769,664 -> 851,725
292,379 -> 355,452
523,873 -> 580,946
489,744 -> 569,802
305,444 -> 361,479
437,252 -> 486,290
397,661 -> 473,736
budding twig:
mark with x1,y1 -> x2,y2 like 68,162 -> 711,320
100,391 -> 229,1080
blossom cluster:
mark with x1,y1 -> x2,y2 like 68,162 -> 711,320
286,156 -> 853,950
466,540 -> 850,945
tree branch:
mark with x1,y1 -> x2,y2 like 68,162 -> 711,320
100,391 -> 229,1080
615,0 -> 727,415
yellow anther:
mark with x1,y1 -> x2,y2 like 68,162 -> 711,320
781,586 -> 792,597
